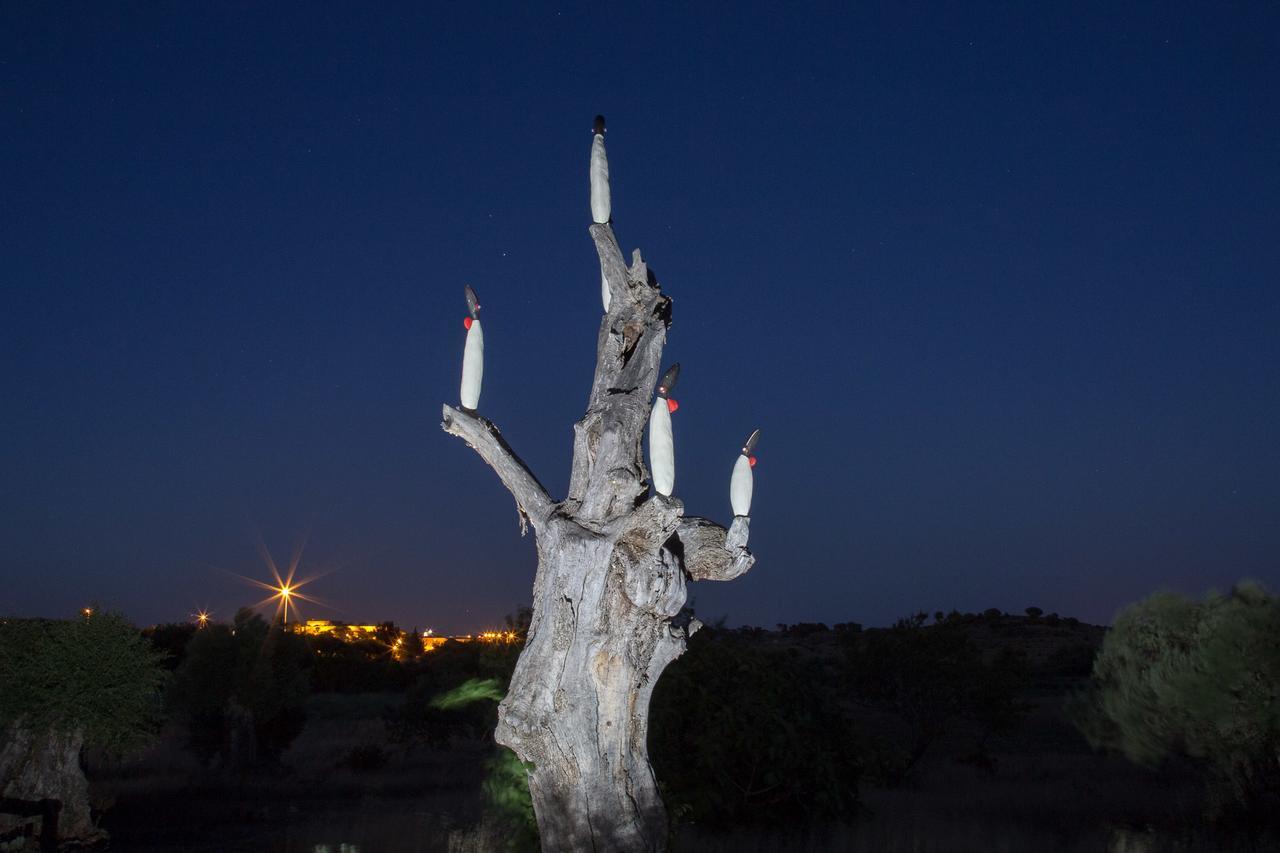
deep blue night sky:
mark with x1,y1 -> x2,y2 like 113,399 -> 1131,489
2,2 -> 1277,634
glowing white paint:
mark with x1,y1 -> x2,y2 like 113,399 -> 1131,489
648,397 -> 674,496
730,454 -> 753,517
460,319 -> 484,409
590,134 -> 610,224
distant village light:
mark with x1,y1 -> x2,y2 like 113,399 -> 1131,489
285,620 -> 519,653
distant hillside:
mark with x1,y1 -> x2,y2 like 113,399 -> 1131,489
736,609 -> 1107,678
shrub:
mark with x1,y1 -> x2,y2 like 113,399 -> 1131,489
143,622 -> 198,670
420,678 -> 536,851
842,613 -> 1029,781
1045,642 -> 1098,678
650,627 -> 861,828
483,748 -> 538,852
0,612 -> 167,840
0,612 -> 167,754
1071,583 -> 1280,819
306,631 -> 409,693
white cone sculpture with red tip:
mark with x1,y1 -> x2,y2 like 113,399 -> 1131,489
591,115 -> 612,312
648,363 -> 679,497
730,428 -> 760,517
460,285 -> 483,411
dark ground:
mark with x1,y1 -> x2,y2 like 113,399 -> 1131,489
87,618 -> 1273,852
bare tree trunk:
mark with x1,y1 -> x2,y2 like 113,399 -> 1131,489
443,219 -> 755,851
0,724 -> 95,843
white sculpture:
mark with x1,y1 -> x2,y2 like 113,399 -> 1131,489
729,429 -> 760,517
648,363 -> 679,496
460,285 -> 483,410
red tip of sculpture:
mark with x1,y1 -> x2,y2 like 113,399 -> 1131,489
666,398 -> 679,413
463,317 -> 473,330
749,455 -> 757,467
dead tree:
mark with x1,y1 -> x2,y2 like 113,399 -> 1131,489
442,118 -> 756,852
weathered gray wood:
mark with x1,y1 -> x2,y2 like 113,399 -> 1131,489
677,516 -> 755,582
441,405 -> 554,531
443,220 -> 755,851
0,725 -> 95,844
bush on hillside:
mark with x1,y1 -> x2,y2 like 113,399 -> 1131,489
650,626 -> 862,828
842,613 -> 1030,781
1071,583 -> 1280,820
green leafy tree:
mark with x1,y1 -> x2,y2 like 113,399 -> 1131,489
1071,583 -> 1280,819
404,626 -> 427,661
0,612 -> 167,840
143,622 -> 198,670
503,606 -> 533,639
166,608 -> 311,766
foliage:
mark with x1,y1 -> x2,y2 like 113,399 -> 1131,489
482,748 -> 539,852
842,613 -> 1030,781
424,677 -> 537,851
430,677 -> 506,710
165,608 -> 311,763
143,622 -> 198,670
1045,642 -> 1098,678
503,605 -> 533,638
778,622 -> 830,638
305,631 -> 410,693
1071,583 -> 1280,818
391,675 -> 500,748
650,626 -> 862,828
0,612 -> 167,755
386,639 -> 520,748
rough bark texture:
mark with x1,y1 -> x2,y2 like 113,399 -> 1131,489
442,223 -> 755,852
0,725 -> 95,843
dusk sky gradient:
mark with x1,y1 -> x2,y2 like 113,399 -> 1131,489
3,2 -> 1278,634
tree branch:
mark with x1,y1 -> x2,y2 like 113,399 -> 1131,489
566,225 -> 672,523
591,223 -> 630,314
441,404 -> 554,530
673,516 -> 754,582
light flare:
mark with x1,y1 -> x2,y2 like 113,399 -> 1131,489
227,535 -> 334,625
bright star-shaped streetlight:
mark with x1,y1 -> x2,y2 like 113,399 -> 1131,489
229,536 -> 331,625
